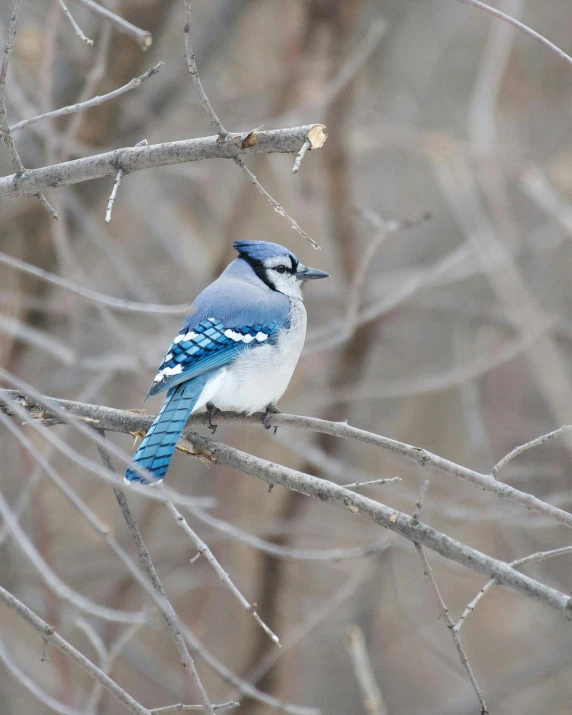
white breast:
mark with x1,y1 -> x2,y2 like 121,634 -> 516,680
192,300 -> 307,415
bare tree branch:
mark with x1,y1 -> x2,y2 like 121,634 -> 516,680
69,0 -> 152,50
0,403 -> 310,714
0,124 -> 326,200
1,389 -> 572,617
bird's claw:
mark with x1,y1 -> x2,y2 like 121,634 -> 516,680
262,403 -> 280,434
206,402 -> 220,434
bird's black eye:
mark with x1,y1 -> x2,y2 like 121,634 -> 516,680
275,265 -> 286,274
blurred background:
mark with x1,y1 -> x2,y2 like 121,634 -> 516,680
2,0 -> 572,713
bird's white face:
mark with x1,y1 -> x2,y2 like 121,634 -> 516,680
262,254 -> 304,300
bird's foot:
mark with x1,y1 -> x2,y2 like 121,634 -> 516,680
205,402 -> 220,434
262,403 -> 280,435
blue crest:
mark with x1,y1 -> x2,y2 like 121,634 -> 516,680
233,240 -> 298,265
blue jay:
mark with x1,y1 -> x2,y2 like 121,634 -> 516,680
125,240 -> 329,484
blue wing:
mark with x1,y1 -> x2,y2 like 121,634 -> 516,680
147,316 -> 284,397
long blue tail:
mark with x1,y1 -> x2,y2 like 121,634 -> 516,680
125,376 -> 209,484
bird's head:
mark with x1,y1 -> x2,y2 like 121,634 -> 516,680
233,240 -> 329,299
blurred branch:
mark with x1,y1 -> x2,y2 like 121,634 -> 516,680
242,563 -> 371,701
0,635 -> 84,715
345,625 -> 387,715
0,251 -> 195,314
56,0 -> 94,46
187,503 -> 388,561
0,0 -> 58,219
520,165 -> 572,236
0,491 -> 147,624
0,585 -> 153,715
150,704 -> 239,714
10,64 -> 163,133
455,0 -> 572,67
0,124 -> 326,200
2,390 -> 572,616
69,0 -> 153,50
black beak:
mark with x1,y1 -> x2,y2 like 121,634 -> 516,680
296,264 -> 330,281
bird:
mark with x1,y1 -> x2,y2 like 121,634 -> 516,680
125,240 -> 329,484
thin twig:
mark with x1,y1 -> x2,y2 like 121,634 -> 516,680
416,545 -> 489,714
412,482 -> 489,714
412,479 -> 430,524
454,544 -> 572,633
234,156 -> 320,249
96,439 -> 216,715
0,585 -> 153,715
183,0 -> 227,139
292,139 -> 310,174
106,139 -> 148,223
57,0 -> 94,46
182,0 -> 321,249
342,477 -> 401,490
490,425 -> 572,478
0,0 -> 58,218
455,0 -> 572,67
63,21 -> 112,146
70,0 -> 152,49
163,498 -> 280,646
150,701 -> 239,713
10,64 -> 163,132
345,626 -> 387,715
